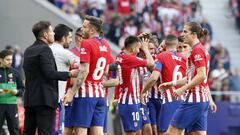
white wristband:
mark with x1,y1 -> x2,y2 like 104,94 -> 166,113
172,80 -> 177,86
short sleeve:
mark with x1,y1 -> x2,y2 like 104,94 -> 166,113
80,40 -> 91,63
191,48 -> 206,68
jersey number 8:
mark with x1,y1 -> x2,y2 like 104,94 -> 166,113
92,57 -> 107,80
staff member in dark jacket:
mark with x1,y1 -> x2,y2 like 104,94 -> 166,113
23,21 -> 78,135
0,49 -> 24,135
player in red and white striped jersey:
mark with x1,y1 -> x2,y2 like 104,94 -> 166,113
116,37 -> 154,105
159,22 -> 213,135
116,36 -> 154,135
141,35 -> 186,134
63,16 -> 111,135
137,33 -> 161,135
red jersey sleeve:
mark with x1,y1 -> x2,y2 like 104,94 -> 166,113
128,55 -> 147,68
191,48 -> 206,69
80,40 -> 91,63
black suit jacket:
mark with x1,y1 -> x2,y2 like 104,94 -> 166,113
23,40 -> 69,109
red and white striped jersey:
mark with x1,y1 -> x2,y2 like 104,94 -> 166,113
148,84 -> 161,99
77,37 -> 111,98
137,67 -> 149,93
185,43 -> 210,103
137,67 -> 150,102
148,53 -> 161,99
75,81 -> 105,98
154,51 -> 186,104
116,52 -> 147,104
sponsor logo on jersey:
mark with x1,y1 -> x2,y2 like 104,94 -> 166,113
80,48 -> 87,54
194,54 -> 202,61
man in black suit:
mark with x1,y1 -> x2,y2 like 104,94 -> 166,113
23,21 -> 78,135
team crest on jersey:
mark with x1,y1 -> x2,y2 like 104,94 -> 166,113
134,122 -> 138,127
80,48 -> 87,54
194,54 -> 202,61
143,116 -> 147,121
99,46 -> 108,52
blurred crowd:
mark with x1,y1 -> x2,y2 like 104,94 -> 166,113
229,0 -> 240,33
47,0 -> 240,102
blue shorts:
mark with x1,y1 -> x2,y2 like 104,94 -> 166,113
103,106 -> 109,133
118,103 -> 142,132
158,101 -> 182,132
140,103 -> 151,126
64,104 -> 71,127
65,97 -> 106,128
147,98 -> 162,125
171,102 -> 209,132
52,102 -> 65,135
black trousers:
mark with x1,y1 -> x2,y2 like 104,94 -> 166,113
0,104 -> 19,135
23,106 -> 55,135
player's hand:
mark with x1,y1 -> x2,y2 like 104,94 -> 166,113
112,99 -> 118,107
210,100 -> 217,113
140,38 -> 150,50
69,69 -> 79,77
70,62 -> 79,69
9,90 -> 18,95
172,87 -> 185,99
158,82 -> 173,91
62,92 -> 74,106
140,93 -> 147,105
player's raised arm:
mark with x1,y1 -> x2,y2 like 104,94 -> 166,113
140,38 -> 154,68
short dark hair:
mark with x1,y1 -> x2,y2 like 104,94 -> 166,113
32,21 -> 51,39
0,49 -> 13,59
5,45 -> 13,50
178,35 -> 184,42
75,27 -> 83,37
124,36 -> 140,49
84,15 -> 103,33
54,24 -> 73,42
165,34 -> 178,47
76,27 -> 82,34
